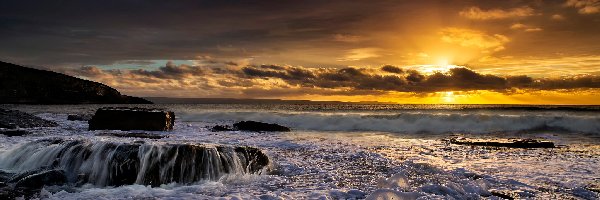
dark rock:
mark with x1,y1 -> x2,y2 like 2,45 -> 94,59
89,107 -> 175,131
449,138 -> 555,148
97,132 -> 168,139
0,109 -> 57,129
210,125 -> 235,132
233,121 -> 291,132
0,129 -> 31,137
12,169 -> 67,189
0,61 -> 152,104
490,190 -> 515,200
67,114 -> 93,121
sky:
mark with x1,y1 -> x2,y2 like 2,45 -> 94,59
1,0 -> 599,104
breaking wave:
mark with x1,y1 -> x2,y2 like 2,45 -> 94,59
181,111 -> 600,134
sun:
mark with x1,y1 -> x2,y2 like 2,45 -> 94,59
442,91 -> 455,103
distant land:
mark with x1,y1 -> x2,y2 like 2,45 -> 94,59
145,97 -> 393,104
0,61 -> 151,104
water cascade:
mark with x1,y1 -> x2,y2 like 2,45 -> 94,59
0,139 -> 270,187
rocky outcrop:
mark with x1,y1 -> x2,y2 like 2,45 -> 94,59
449,138 -> 555,148
232,121 -> 291,132
89,107 -> 175,131
0,61 -> 152,104
0,108 -> 57,129
0,139 -> 270,187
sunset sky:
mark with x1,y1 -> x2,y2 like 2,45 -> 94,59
1,0 -> 599,104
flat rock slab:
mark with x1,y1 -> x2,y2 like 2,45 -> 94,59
89,107 -> 175,131
97,132 -> 168,139
233,121 -> 291,132
449,137 -> 555,148
0,109 -> 57,129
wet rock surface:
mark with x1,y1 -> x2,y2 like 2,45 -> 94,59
0,169 -> 68,199
89,107 -> 175,131
0,108 -> 57,129
233,121 -> 291,132
449,137 -> 555,148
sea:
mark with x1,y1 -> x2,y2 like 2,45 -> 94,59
0,104 -> 599,199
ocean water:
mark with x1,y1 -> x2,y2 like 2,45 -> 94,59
1,104 -> 599,199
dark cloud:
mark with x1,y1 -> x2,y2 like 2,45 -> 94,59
381,65 -> 404,74
68,62 -> 600,98
127,62 -> 205,79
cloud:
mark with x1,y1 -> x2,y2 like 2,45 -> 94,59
551,14 -> 565,20
338,48 -> 381,61
510,23 -> 543,32
566,0 -> 600,14
381,65 -> 404,74
459,6 -> 535,20
439,28 -> 509,52
332,34 -> 365,43
68,62 -> 600,98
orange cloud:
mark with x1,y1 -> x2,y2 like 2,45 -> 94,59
338,48 -> 381,61
439,28 -> 509,52
510,23 -> 543,32
566,0 -> 600,14
459,6 -> 535,20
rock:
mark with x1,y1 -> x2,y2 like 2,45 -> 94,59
233,121 -> 291,132
67,114 -> 93,121
0,129 -> 31,137
89,107 -> 175,131
449,138 -> 555,148
489,190 -> 515,200
210,125 -> 235,132
97,132 -> 168,139
0,109 -> 58,129
12,169 -> 67,189
0,61 -> 152,104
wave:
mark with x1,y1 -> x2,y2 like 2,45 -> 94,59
181,111 -> 600,134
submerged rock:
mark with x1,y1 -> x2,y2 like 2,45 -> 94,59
67,114 -> 93,121
210,125 -> 235,132
0,139 -> 270,187
89,107 -> 175,131
233,121 -> 291,132
0,129 -> 31,137
449,137 -> 555,148
97,132 -> 168,139
0,109 -> 57,129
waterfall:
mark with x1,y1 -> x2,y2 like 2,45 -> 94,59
0,139 -> 270,187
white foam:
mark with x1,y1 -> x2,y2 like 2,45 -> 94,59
180,111 -> 600,134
